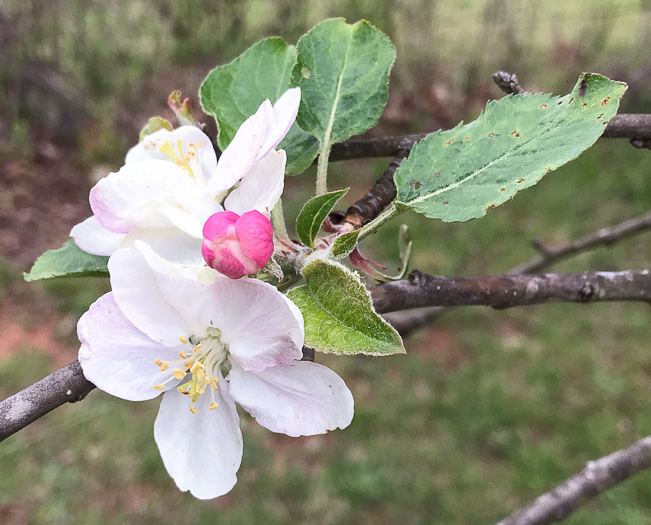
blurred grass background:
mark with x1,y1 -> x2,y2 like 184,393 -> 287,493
0,0 -> 650,523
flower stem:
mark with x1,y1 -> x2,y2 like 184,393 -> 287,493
271,198 -> 290,241
357,205 -> 404,242
316,143 -> 331,195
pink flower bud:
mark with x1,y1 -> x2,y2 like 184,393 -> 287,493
202,210 -> 274,279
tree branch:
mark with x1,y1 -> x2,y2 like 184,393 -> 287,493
371,270 -> 651,313
512,211 -> 651,274
496,436 -> 651,525
0,360 -> 94,443
492,70 -> 530,95
328,152 -> 407,231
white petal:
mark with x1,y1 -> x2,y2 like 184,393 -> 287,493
154,381 -> 242,500
228,361 -> 354,437
124,227 -> 206,266
157,194 -> 222,239
130,238 -> 212,279
108,247 -> 197,345
78,293 -> 183,401
224,150 -> 286,215
90,160 -> 195,233
213,279 -> 304,372
257,87 -> 301,161
209,100 -> 273,194
71,216 -> 125,256
126,126 -> 217,179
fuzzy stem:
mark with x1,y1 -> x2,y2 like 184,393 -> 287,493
357,205 -> 404,242
316,143 -> 331,195
271,198 -> 289,241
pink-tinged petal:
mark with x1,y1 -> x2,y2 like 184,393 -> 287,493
154,379 -> 242,500
280,293 -> 305,338
78,293 -> 183,401
224,150 -> 286,215
235,211 -> 274,269
109,248 -> 196,345
90,160 -> 193,233
204,244 -> 251,280
228,361 -> 354,437
209,100 -> 273,194
202,211 -> 239,240
257,87 -> 301,160
217,279 -> 303,372
126,126 -> 217,178
71,216 -> 125,256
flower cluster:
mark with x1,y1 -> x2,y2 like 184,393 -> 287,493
74,89 -> 354,499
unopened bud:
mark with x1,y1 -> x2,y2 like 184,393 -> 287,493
202,210 -> 274,279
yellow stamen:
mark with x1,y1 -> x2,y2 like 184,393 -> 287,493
209,402 -> 219,411
153,384 -> 165,390
193,344 -> 202,353
179,335 -> 187,344
179,351 -> 188,359
160,362 -> 169,371
189,406 -> 199,414
155,359 -> 163,367
184,360 -> 194,369
172,368 -> 186,380
211,376 -> 219,383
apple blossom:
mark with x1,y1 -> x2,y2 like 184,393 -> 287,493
202,210 -> 274,279
71,88 -> 301,265
77,246 -> 354,499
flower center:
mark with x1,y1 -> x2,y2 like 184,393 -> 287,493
153,328 -> 229,414
159,139 -> 206,183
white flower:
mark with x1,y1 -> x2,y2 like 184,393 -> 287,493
72,88 -> 301,264
77,245 -> 354,499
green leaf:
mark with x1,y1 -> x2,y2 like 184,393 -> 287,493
331,230 -> 359,258
291,18 -> 396,147
287,259 -> 404,356
395,73 -> 627,221
278,125 -> 320,175
199,37 -> 318,174
24,240 -> 109,282
296,188 -> 349,247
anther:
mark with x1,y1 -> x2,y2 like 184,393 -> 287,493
155,359 -> 163,367
179,351 -> 189,359
154,384 -> 165,390
193,344 -> 202,353
160,362 -> 169,371
172,368 -> 186,379
209,402 -> 218,411
184,360 -> 194,369
179,336 -> 187,344
189,406 -> 199,414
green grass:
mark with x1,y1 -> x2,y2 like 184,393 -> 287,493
2,1 -> 651,523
